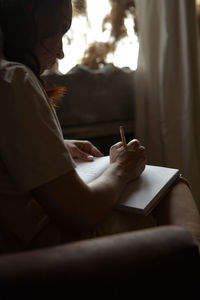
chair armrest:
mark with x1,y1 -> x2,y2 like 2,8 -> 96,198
0,226 -> 199,298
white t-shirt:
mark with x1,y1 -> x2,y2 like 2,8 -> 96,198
0,58 -> 76,253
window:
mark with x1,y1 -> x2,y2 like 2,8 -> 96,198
58,0 -> 139,74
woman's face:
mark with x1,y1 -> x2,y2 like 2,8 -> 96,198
34,1 -> 72,73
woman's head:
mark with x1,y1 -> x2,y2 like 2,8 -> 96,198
0,0 -> 72,75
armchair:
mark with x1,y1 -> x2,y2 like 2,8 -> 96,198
0,226 -> 199,299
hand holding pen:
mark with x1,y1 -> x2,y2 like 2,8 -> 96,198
109,126 -> 146,183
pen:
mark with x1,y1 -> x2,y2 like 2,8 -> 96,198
120,126 -> 127,147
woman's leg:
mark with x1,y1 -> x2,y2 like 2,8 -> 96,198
153,181 -> 200,250
32,180 -> 200,250
86,210 -> 157,239
86,179 -> 200,249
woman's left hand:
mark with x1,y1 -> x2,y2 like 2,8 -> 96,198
64,140 -> 104,161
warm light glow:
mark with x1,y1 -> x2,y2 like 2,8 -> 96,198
86,0 -> 111,43
58,0 -> 139,74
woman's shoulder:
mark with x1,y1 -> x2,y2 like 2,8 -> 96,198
0,59 -> 45,102
0,59 -> 36,85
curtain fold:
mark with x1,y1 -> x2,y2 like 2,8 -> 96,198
134,0 -> 200,209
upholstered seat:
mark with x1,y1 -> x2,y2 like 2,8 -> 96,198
0,226 -> 199,299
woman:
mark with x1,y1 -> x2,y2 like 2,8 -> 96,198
0,0 -> 199,253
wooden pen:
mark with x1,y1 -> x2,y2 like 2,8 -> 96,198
120,126 -> 127,147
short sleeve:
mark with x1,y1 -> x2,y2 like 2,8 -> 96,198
0,62 -> 76,192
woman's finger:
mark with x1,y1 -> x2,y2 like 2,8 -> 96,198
73,147 -> 94,161
110,141 -> 124,150
90,146 -> 104,157
127,139 -> 141,149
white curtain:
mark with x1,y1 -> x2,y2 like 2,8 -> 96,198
134,0 -> 200,210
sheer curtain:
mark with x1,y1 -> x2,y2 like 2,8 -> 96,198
134,0 -> 200,209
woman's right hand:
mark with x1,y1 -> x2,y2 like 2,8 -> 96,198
109,139 -> 147,184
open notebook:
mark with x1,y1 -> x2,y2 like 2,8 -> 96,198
75,156 -> 180,216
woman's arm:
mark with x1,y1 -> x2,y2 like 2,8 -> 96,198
32,140 -> 146,237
